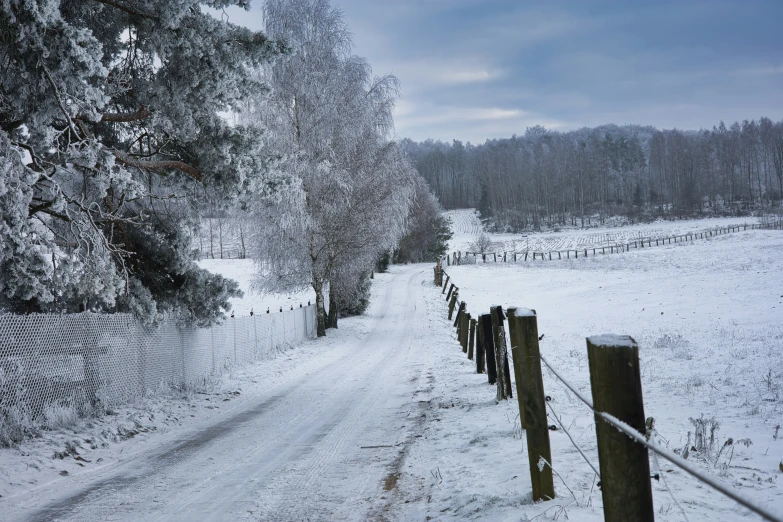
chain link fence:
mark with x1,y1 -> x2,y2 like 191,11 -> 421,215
0,306 -> 316,445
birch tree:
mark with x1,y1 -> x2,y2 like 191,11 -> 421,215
246,0 -> 415,335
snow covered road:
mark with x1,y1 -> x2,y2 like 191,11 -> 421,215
6,265 -> 433,522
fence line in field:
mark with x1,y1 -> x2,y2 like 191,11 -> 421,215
441,219 -> 783,267
0,305 -> 317,444
433,266 -> 783,522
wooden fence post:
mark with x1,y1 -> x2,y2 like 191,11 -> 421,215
468,318 -> 476,360
442,275 -> 450,293
587,335 -> 654,522
490,306 -> 512,401
475,317 -> 485,373
448,293 -> 458,320
507,307 -> 555,502
480,314 -> 496,383
454,301 -> 465,328
446,283 -> 455,301
460,312 -> 470,353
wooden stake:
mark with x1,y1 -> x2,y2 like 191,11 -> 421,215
480,314 -> 496,383
507,308 -> 555,502
587,335 -> 654,522
448,293 -> 458,320
454,301 -> 465,328
490,306 -> 511,401
468,318 -> 476,360
460,312 -> 470,353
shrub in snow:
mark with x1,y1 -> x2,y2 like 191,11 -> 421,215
336,274 -> 371,318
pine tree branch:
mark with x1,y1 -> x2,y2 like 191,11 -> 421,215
112,149 -> 202,182
90,0 -> 159,20
78,106 -> 152,124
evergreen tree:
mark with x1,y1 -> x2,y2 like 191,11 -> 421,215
0,1 -> 286,324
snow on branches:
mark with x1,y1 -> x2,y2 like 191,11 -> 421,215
244,0 -> 417,336
0,1 -> 287,323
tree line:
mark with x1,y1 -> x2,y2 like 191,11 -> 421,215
403,118 -> 783,231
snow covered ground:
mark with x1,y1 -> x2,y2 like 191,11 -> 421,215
414,226 -> 783,520
1,266 -> 438,521
4,222 -> 782,521
444,207 -> 767,255
197,259 -> 315,316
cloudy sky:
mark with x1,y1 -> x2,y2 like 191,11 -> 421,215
222,0 -> 783,144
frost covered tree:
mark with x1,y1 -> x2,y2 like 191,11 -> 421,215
0,1 -> 287,324
244,0 -> 415,336
394,177 -> 452,263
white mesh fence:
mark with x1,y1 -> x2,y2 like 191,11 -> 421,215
0,305 -> 316,440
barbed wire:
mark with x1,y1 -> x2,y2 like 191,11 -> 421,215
538,352 -> 783,522
544,398 -> 600,479
439,239 -> 783,522
539,354 -> 594,410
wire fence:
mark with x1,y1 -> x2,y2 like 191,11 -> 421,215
442,219 -> 783,266
0,306 -> 316,443
435,267 -> 783,522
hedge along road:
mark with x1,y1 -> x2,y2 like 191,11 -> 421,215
7,265 -> 433,522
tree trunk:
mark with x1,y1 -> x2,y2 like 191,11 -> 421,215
327,285 -> 338,329
314,283 -> 327,337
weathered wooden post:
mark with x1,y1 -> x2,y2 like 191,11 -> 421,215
587,335 -> 654,522
448,293 -> 459,321
446,283 -> 455,301
507,307 -> 555,501
460,312 -> 470,353
490,306 -> 512,401
442,274 -> 450,293
468,318 -> 476,360
480,313 -> 496,384
475,317 -> 485,373
454,301 -> 465,328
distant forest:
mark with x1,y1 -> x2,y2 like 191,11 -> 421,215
402,118 -> 783,231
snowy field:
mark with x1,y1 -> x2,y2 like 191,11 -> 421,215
444,208 -> 767,255
408,226 -> 783,520
198,259 -> 315,316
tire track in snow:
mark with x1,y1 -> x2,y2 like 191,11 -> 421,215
17,265 -> 431,522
